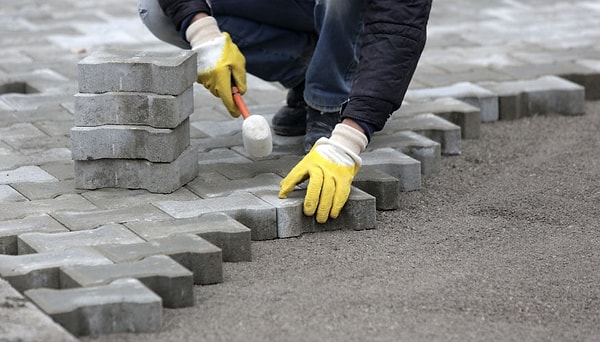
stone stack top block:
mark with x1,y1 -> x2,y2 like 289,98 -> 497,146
78,49 -> 197,95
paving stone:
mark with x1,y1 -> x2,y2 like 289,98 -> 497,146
71,119 -> 190,162
478,75 -> 585,120
0,194 -> 97,221
78,49 -> 196,95
382,113 -> 462,155
187,172 -> 282,198
0,122 -> 47,140
154,192 -> 277,241
368,131 -> 441,176
196,147 -> 252,165
353,166 -> 400,211
74,86 -> 193,128
40,161 -> 75,181
81,187 -> 199,209
51,204 -> 171,231
125,212 -> 251,262
24,278 -> 163,336
0,247 -> 113,293
0,165 -> 58,183
74,145 -> 199,193
0,214 -> 68,255
200,155 -> 301,180
0,278 -> 79,342
572,59 -> 600,99
254,187 -> 376,236
60,255 -> 194,308
406,82 -> 499,122
0,148 -> 72,172
11,180 -> 83,200
361,148 -> 422,192
17,224 -> 145,254
397,97 -> 481,139
0,93 -> 76,111
0,69 -> 70,94
94,234 -> 223,285
0,184 -> 27,202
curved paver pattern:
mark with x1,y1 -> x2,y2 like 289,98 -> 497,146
1,0 -> 599,339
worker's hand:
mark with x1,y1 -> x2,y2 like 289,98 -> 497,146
186,16 -> 246,117
279,124 -> 368,223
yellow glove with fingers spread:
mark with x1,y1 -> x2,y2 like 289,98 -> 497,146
279,123 -> 368,223
186,16 -> 246,117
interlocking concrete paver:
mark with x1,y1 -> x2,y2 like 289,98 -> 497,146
0,247 -> 113,293
17,224 -> 146,254
406,82 -> 499,122
479,75 -> 585,120
78,49 -> 196,95
60,255 -> 194,308
74,86 -> 194,128
0,214 -> 68,255
74,145 -> 199,193
381,113 -> 462,155
95,234 -> 223,285
124,212 -> 252,262
51,204 -> 172,231
25,278 -> 163,336
1,0 -> 600,339
0,278 -> 78,342
397,97 -> 481,139
361,148 -> 422,192
70,119 -> 190,162
155,192 -> 278,241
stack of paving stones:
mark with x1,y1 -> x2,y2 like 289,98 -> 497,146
71,49 -> 199,194
0,45 -> 591,338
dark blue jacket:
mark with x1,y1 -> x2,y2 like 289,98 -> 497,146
158,0 -> 431,133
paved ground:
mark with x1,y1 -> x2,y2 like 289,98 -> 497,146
1,0 -> 600,341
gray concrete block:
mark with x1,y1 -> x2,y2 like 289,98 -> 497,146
367,131 -> 441,176
0,214 -> 68,255
571,59 -> 600,100
51,204 -> 172,231
78,49 -> 196,95
0,194 -> 98,221
17,224 -> 145,254
0,165 -> 58,183
0,184 -> 27,202
60,255 -> 194,308
70,119 -> 190,162
11,180 -> 83,200
74,86 -> 193,128
200,155 -> 302,180
354,166 -> 401,211
154,192 -> 277,241
361,148 -> 422,192
397,97 -> 481,139
252,190 -> 314,238
25,278 -> 163,336
383,113 -> 462,155
124,212 -> 251,262
94,234 -> 223,285
74,145 -> 199,193
187,172 -> 282,198
406,82 -> 499,122
324,187 -> 377,232
0,278 -> 79,342
81,187 -> 200,210
0,247 -> 113,293
479,75 -> 585,120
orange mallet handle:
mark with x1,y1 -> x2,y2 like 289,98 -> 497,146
231,85 -> 250,119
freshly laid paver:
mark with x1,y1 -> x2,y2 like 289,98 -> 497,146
17,224 -> 145,254
0,247 -> 113,293
94,233 -> 223,285
361,148 -> 422,192
353,166 -> 401,211
25,278 -> 163,336
0,194 -> 98,221
368,131 -> 441,176
60,255 -> 194,308
0,214 -> 68,255
186,172 -> 283,199
0,165 -> 58,183
125,212 -> 252,262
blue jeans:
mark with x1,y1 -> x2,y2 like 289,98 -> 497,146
138,0 -> 365,112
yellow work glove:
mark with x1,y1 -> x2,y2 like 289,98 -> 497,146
279,123 -> 368,223
186,16 -> 246,117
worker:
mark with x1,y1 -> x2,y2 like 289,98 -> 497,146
138,0 -> 432,223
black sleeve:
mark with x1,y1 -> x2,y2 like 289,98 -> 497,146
341,0 -> 432,131
158,0 -> 211,30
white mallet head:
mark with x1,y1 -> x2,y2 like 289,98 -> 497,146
242,114 -> 272,158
